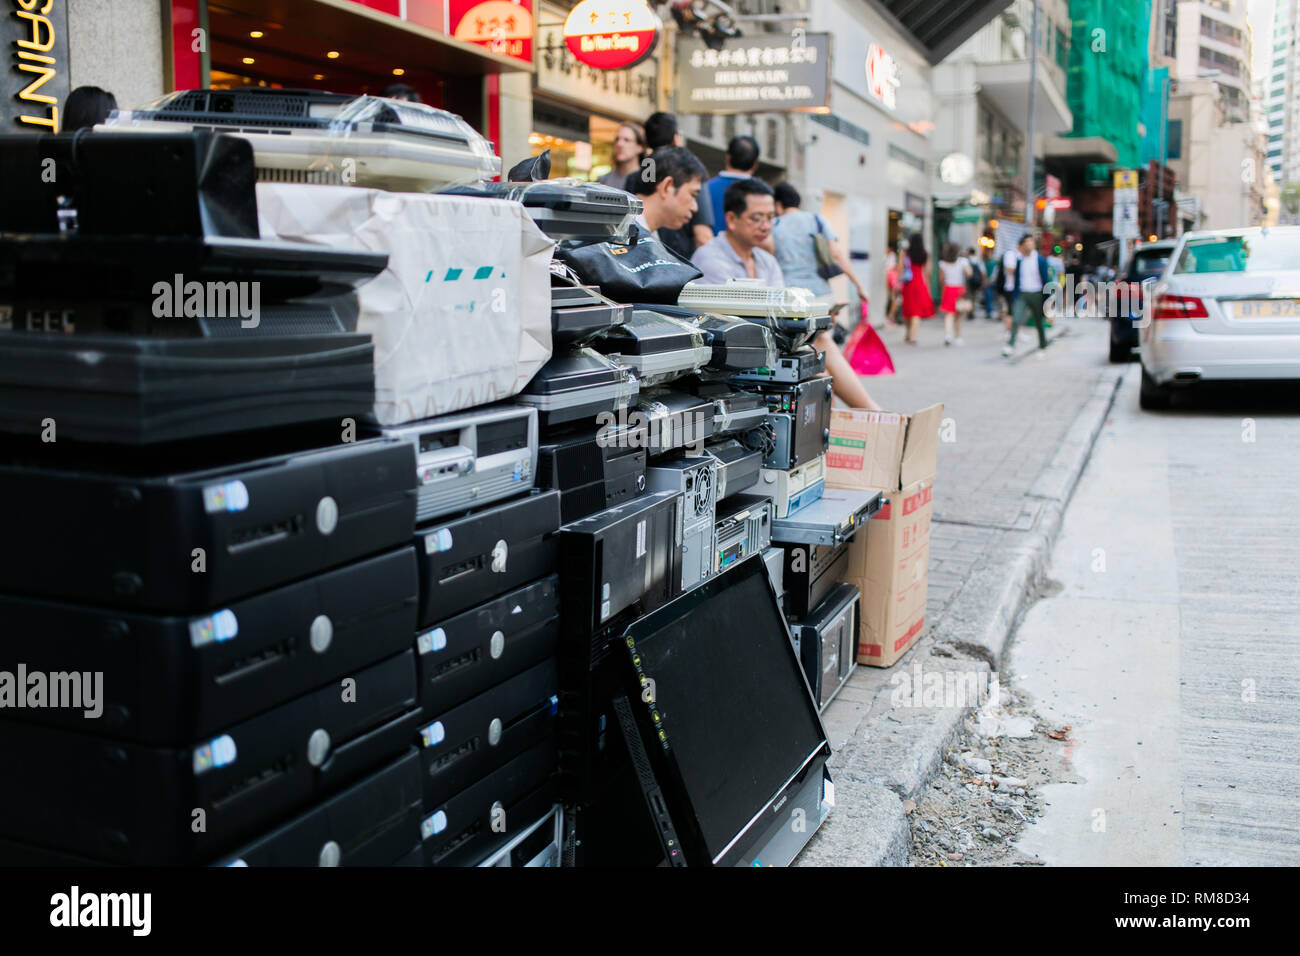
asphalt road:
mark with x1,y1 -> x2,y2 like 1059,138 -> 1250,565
1011,366 -> 1300,865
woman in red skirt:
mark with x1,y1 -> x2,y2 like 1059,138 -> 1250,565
937,242 -> 973,346
901,233 -> 935,344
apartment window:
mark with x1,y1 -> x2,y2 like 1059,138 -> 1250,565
1200,17 -> 1243,47
1270,133 -> 1284,143
1162,0 -> 1178,58
1274,72 -> 1287,84
1199,46 -> 1242,76
1055,27 -> 1068,69
698,114 -> 714,138
1167,119 -> 1183,160
766,118 -> 778,161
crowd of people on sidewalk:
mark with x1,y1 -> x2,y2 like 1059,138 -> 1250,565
884,231 -> 1074,357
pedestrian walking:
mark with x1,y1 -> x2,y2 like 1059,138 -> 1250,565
1003,234 -> 1051,356
703,136 -> 759,234
979,245 -> 999,319
885,243 -> 906,326
998,241 -> 1020,332
900,233 -> 935,344
766,181 -> 867,302
937,243 -> 972,346
597,121 -> 646,189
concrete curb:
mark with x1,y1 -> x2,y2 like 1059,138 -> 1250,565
799,367 -> 1125,866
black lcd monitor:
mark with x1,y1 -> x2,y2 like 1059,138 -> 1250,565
619,553 -> 829,866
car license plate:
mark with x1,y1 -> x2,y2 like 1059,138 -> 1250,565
1234,299 -> 1300,319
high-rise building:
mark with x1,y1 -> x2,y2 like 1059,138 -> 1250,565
1167,0 -> 1270,227
1264,0 -> 1298,186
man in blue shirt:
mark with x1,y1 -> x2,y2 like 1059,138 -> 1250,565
1004,233 -> 1053,356
704,135 -> 760,235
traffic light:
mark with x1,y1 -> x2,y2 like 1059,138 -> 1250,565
1054,245 -> 1062,254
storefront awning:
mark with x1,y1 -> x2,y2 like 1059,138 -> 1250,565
867,0 -> 1011,65
211,0 -> 533,75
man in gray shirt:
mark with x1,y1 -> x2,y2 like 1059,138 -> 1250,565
691,179 -> 785,286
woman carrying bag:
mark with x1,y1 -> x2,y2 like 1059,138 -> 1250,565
766,182 -> 867,303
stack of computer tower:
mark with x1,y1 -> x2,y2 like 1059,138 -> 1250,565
0,128 -> 435,866
397,405 -> 565,867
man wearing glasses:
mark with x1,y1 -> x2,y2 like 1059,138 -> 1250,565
690,179 -> 784,286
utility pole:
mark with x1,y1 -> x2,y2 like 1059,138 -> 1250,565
1025,0 -> 1040,239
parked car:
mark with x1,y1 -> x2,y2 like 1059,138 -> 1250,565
1139,226 -> 1300,409
1110,239 -> 1176,363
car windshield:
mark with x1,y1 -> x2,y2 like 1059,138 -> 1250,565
1131,250 -> 1171,277
1174,234 -> 1300,274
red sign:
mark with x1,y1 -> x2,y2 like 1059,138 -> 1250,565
1048,198 -> 1072,210
450,0 -> 534,62
563,0 -> 661,70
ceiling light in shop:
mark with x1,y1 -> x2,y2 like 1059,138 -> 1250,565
392,68 -> 405,76
250,30 -> 264,38
242,57 -> 255,64
327,51 -> 340,59
313,74 -> 325,80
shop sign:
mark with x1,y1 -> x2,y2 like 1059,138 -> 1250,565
537,4 -> 658,118
1113,169 -> 1138,191
676,32 -> 830,114
562,0 -> 661,70
4,0 -> 69,132
865,43 -> 899,111
450,0 -> 535,62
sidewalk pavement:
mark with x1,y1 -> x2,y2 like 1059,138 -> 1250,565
794,310 -> 1124,866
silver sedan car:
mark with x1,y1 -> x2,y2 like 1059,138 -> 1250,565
1139,226 -> 1300,409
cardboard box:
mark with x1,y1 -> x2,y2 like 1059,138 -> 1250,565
828,405 -> 943,667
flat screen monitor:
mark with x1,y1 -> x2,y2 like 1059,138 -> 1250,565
621,554 -> 828,865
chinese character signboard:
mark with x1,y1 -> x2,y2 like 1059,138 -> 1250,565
4,0 -> 70,132
676,33 -> 831,114
537,3 -> 659,118
562,0 -> 661,70
450,0 -> 534,62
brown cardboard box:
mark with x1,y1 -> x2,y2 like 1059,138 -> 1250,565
827,405 -> 943,667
